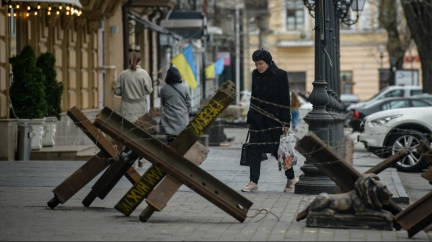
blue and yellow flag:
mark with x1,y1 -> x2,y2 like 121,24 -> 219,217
205,58 -> 224,79
171,44 -> 198,89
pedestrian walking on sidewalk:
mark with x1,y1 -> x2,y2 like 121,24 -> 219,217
241,49 -> 298,193
114,52 -> 153,167
290,90 -> 302,130
160,66 -> 191,145
114,52 -> 153,122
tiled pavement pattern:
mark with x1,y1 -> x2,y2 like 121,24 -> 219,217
0,126 -> 430,241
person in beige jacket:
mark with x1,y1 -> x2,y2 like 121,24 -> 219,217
114,52 -> 153,123
114,52 -> 153,167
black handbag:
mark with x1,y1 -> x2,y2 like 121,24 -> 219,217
240,131 -> 268,166
240,131 -> 252,166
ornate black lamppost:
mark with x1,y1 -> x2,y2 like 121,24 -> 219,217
332,0 -> 366,157
295,0 -> 366,195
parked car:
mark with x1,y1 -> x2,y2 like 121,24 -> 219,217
347,85 -> 423,111
348,97 -> 432,132
415,93 -> 432,103
222,90 -> 252,125
223,90 -> 312,125
340,94 -> 360,111
297,94 -> 312,121
358,106 -> 432,172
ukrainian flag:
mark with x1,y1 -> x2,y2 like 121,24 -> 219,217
205,58 -> 225,79
171,44 -> 198,89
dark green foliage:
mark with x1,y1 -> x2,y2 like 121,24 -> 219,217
9,45 -> 47,119
37,52 -> 64,120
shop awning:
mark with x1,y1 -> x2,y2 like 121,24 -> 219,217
160,11 -> 206,39
128,12 -> 182,40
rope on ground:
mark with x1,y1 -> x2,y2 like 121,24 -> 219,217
247,208 -> 280,222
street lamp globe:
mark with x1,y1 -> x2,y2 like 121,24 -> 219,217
351,0 -> 366,11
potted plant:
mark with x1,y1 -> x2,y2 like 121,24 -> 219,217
37,52 -> 64,147
9,45 -> 47,151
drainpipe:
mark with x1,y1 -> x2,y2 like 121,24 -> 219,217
149,10 -> 161,112
122,0 -> 132,70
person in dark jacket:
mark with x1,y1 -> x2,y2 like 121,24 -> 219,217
160,66 -> 191,145
241,49 -> 298,193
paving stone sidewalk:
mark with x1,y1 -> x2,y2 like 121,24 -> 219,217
0,127 -> 430,241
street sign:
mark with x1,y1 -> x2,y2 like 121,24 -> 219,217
395,70 -> 419,86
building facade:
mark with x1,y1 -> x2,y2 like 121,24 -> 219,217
0,0 -> 126,119
243,0 -> 422,101
0,0 -> 186,157
0,0 -> 424,160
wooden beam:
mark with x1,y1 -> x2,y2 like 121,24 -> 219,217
366,148 -> 407,175
140,141 -> 209,222
418,140 -> 432,183
109,81 -> 251,222
344,135 -> 354,166
96,106 -> 252,223
47,106 -> 139,209
395,191 -> 432,238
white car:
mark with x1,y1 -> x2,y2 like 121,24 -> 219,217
297,95 -> 312,121
220,90 -> 252,124
224,90 -> 312,124
358,107 -> 432,172
347,85 -> 423,111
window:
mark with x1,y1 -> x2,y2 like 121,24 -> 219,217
9,8 -> 18,58
411,90 -> 423,96
381,100 -> 407,110
341,71 -> 354,94
286,0 -> 304,30
411,100 -> 431,107
288,72 -> 306,93
384,90 -> 404,98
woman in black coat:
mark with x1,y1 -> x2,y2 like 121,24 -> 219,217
241,49 -> 298,193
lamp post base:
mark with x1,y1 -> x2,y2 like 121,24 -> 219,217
295,174 -> 336,195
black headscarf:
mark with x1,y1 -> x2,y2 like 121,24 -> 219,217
252,49 -> 272,65
165,66 -> 182,84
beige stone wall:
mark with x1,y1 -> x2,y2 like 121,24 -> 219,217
0,5 -> 9,119
268,0 -> 283,32
104,7 -> 123,114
